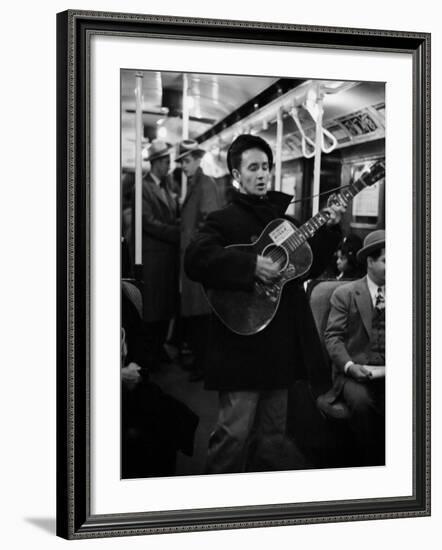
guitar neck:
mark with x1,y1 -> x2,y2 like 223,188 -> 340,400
285,171 -> 373,252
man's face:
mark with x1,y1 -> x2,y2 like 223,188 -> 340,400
181,155 -> 200,178
232,148 -> 270,197
153,155 -> 170,178
367,248 -> 386,286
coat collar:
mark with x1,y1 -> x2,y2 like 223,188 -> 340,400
144,172 -> 173,209
183,167 -> 203,207
232,190 -> 292,217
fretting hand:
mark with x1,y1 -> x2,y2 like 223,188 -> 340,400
324,193 -> 347,226
255,255 -> 280,284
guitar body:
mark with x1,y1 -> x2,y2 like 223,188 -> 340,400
205,218 -> 313,335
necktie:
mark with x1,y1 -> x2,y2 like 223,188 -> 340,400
159,180 -> 168,202
375,287 -> 385,311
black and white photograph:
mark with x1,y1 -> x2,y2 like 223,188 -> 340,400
54,8 -> 430,540
120,70 -> 387,479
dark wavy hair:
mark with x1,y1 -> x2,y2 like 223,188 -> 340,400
226,134 -> 274,175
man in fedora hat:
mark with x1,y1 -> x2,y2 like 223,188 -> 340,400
322,229 -> 386,465
175,139 -> 225,382
137,139 -> 179,370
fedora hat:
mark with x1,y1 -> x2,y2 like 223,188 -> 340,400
145,140 -> 171,162
356,229 -> 385,262
175,139 -> 206,162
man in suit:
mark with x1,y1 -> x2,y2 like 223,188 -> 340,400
139,140 -> 179,371
323,229 -> 386,465
175,139 -> 225,382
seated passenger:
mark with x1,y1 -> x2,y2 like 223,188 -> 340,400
121,281 -> 199,478
321,230 -> 386,466
335,233 -> 365,280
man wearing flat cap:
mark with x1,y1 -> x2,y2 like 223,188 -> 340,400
139,139 -> 179,370
323,229 -> 386,465
175,139 -> 225,381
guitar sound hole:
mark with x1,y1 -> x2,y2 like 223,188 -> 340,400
262,244 -> 289,273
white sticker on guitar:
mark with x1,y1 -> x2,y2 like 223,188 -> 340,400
269,220 -> 295,246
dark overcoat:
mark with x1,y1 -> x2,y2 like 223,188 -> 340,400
184,191 -> 341,391
140,173 -> 179,322
180,167 -> 225,317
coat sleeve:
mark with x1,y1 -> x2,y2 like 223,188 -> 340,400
184,211 -> 257,291
323,285 -> 353,371
197,177 -> 223,226
142,187 -> 179,245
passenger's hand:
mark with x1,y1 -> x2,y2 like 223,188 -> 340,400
122,362 -> 142,390
255,255 -> 280,284
348,364 -> 372,382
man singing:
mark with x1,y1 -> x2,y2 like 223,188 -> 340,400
185,134 -> 346,474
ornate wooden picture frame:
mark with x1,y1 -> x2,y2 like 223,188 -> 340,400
56,10 -> 430,539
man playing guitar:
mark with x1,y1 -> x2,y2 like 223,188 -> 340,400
185,134 -> 346,474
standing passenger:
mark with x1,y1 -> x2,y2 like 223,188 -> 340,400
138,140 -> 179,370
176,139 -> 225,381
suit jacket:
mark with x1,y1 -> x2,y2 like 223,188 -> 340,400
324,276 -> 376,375
139,173 -> 179,322
180,167 -> 224,317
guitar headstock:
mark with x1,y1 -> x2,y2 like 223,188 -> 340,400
361,159 -> 385,187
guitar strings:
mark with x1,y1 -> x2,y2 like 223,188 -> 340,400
266,184 -> 360,265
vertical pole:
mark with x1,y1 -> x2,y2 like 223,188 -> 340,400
174,74 -> 191,348
312,91 -> 324,215
134,71 -> 144,278
180,73 -> 190,205
275,108 -> 283,191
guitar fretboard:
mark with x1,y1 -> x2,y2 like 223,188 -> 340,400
285,172 -> 373,251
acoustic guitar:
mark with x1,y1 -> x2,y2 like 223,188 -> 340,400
204,160 -> 385,335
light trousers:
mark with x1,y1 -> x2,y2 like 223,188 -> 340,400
206,389 -> 288,474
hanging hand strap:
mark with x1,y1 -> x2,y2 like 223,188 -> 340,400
288,107 -> 316,158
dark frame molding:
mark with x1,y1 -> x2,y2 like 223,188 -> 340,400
56,10 -> 431,539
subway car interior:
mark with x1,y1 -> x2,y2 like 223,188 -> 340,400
121,70 -> 386,478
